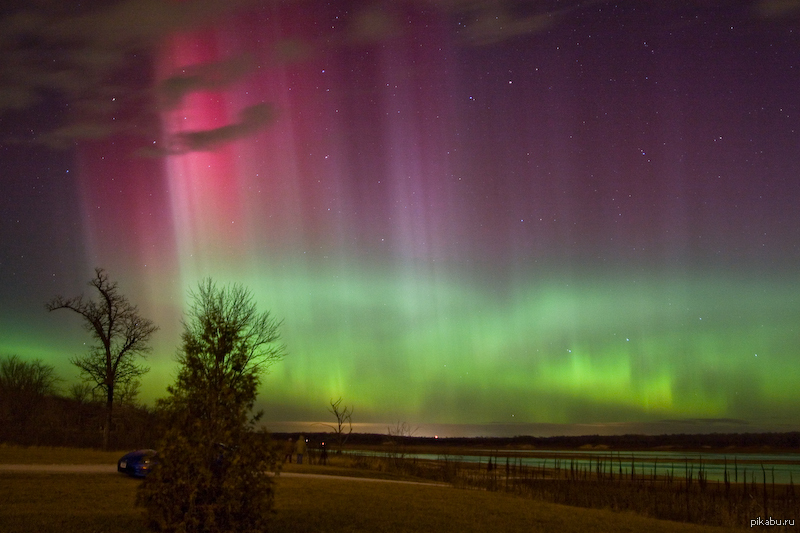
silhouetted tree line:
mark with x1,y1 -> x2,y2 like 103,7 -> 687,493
273,431 -> 800,450
0,354 -> 158,449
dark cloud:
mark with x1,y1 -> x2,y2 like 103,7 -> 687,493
7,0 -> 778,151
457,7 -> 560,45
138,103 -> 277,156
346,4 -> 403,44
11,0 -> 260,49
0,0 -> 262,149
756,0 -> 800,17
0,0 -> 582,150
424,0 -> 590,46
36,121 -> 119,150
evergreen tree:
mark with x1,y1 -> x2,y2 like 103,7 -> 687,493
138,279 -> 285,533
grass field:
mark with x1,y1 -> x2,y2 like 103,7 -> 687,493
0,445 -> 757,531
0,471 -> 739,533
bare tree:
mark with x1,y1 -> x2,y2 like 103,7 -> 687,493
324,397 -> 353,453
386,421 -> 417,468
46,267 -> 157,449
387,421 -> 417,439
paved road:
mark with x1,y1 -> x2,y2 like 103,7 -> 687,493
0,464 -> 446,486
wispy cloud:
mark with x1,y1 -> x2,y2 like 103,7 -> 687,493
0,0 -> 262,149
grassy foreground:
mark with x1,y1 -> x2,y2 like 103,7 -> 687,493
0,446 -> 739,532
0,471 -> 736,533
271,475 -> 736,533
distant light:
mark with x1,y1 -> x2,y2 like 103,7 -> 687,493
434,435 -> 438,439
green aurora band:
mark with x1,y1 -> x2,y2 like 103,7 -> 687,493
2,2 -> 799,437
14,262 -> 796,434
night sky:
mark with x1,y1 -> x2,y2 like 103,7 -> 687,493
2,0 -> 799,437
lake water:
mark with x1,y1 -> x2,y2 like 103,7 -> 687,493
350,449 -> 800,484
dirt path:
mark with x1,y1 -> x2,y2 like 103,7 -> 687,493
0,464 -> 446,486
0,464 -> 117,473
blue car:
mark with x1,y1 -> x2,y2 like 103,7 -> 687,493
117,449 -> 158,477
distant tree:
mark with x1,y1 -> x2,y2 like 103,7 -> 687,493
325,397 -> 353,453
138,278 -> 285,533
67,381 -> 96,404
386,421 -> 417,468
0,354 -> 60,432
387,421 -> 416,439
46,267 -> 158,449
116,377 -> 143,407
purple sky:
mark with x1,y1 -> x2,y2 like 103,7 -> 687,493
1,1 -> 799,436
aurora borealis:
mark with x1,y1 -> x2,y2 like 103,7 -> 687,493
1,1 -> 799,437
